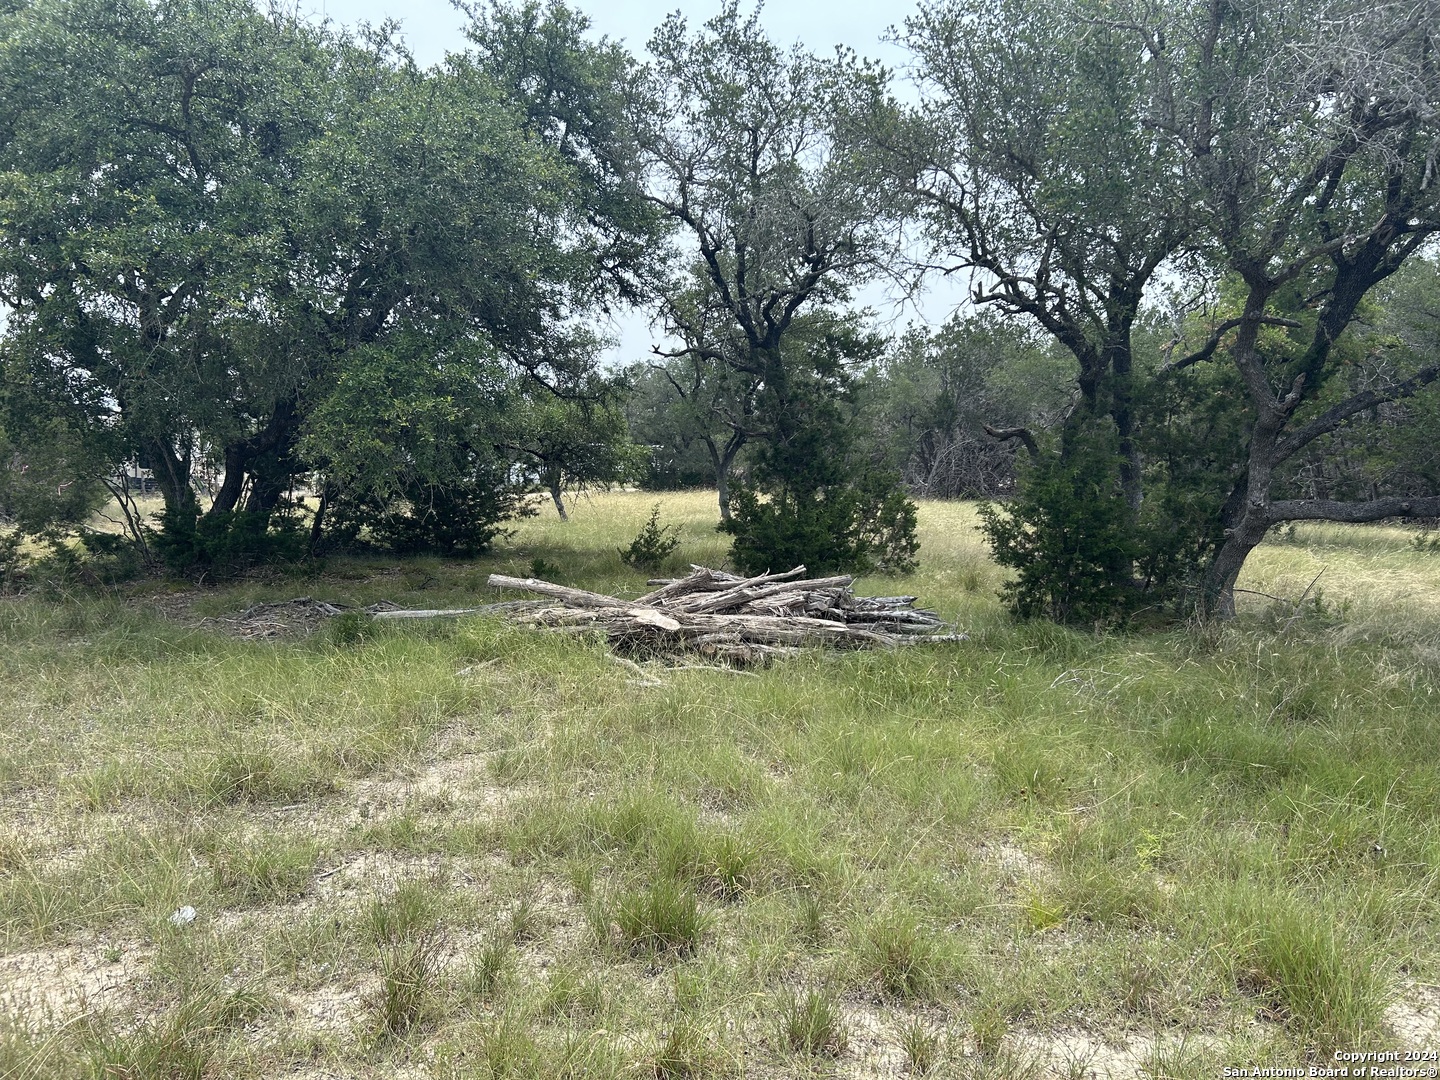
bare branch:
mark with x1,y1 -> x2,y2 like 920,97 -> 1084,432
1272,362 -> 1440,464
1161,315 -> 1304,373
982,423 -> 1038,458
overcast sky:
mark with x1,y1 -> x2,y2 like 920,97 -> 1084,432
311,0 -> 915,70
310,0 -> 963,365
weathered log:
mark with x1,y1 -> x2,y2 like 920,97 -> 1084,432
844,609 -> 943,626
373,601 -> 543,620
634,567 -> 725,605
656,568 -> 810,610
673,574 -> 853,614
455,565 -> 966,661
486,575 -> 639,609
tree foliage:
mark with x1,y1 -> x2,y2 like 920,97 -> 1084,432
0,0 -> 653,563
895,0 -> 1440,619
631,1 -> 918,574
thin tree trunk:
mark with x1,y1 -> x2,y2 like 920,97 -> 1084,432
308,482 -> 334,556
704,432 -> 747,522
1109,338 -> 1143,511
715,469 -> 731,522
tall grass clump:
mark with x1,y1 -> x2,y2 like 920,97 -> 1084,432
775,988 -> 846,1057
364,879 -> 448,1044
1226,895 -> 1389,1045
610,879 -> 705,959
77,981 -> 267,1079
851,914 -> 942,1000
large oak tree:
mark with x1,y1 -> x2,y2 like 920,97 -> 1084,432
0,0 -> 656,560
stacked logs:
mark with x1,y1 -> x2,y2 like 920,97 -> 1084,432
485,565 -> 965,664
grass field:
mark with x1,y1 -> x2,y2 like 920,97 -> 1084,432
0,490 -> 1437,1078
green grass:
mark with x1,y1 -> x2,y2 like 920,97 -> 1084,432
0,491 -> 1436,1076
775,988 -> 847,1057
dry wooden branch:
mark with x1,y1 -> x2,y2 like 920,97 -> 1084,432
371,600 -> 543,620
482,565 -> 965,665
484,575 -> 637,610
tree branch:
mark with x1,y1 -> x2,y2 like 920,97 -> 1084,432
1161,315 -> 1303,373
982,423 -> 1038,457
1268,495 -> 1440,524
1271,362 -> 1440,465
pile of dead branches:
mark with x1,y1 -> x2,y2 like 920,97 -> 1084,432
485,565 -> 964,664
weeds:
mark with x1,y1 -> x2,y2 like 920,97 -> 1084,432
541,964 -> 606,1018
508,890 -> 542,943
650,1019 -> 718,1078
898,1018 -> 943,1074
364,878 -> 444,947
210,836 -> 319,905
465,935 -> 512,1000
77,981 -> 267,1079
198,747 -> 324,805
775,988 -> 846,1057
1,493 -> 1436,1074
326,609 -> 374,646
365,879 -> 448,1043
1231,899 -> 1387,1044
853,914 -> 940,1000
612,879 -> 705,959
373,934 -> 443,1042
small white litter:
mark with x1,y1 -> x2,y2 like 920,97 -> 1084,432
169,905 -> 197,926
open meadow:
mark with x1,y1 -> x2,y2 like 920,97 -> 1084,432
0,491 -> 1437,1078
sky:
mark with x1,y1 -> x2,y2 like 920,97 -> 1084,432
311,0 -> 915,71
310,0 -> 965,365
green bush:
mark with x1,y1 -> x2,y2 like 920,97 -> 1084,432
151,507 -> 307,579
0,531 -> 22,591
980,420 -> 1139,623
724,474 -> 918,576
619,504 -> 682,571
326,469 -> 530,557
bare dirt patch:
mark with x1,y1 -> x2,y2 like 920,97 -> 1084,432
0,938 -> 148,1025
979,838 -> 1050,885
278,980 -> 375,1036
352,752 -> 533,813
1386,979 -> 1440,1046
835,1003 -> 910,1077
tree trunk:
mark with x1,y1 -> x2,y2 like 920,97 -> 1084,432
1200,511 -> 1271,617
146,437 -> 198,520
1108,337 -> 1143,511
208,398 -> 300,520
308,482 -> 334,556
546,472 -> 569,521
704,432 -> 747,522
210,443 -> 250,515
1198,288 -> 1286,618
244,469 -> 287,516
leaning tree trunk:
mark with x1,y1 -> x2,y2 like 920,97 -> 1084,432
705,431 -> 748,523
1197,294 -> 1291,619
209,443 -> 250,515
540,465 -> 568,521
1200,511 -> 1272,618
